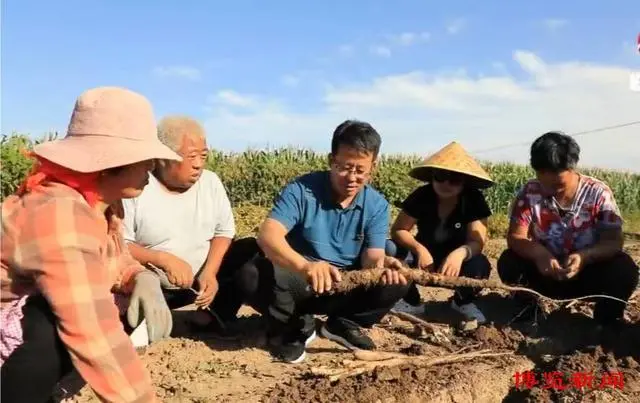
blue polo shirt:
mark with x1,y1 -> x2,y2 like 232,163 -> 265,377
269,171 -> 390,269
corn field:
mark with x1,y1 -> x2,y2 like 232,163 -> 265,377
2,133 -> 639,225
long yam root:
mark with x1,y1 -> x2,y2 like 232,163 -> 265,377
325,267 -> 629,304
310,349 -> 513,382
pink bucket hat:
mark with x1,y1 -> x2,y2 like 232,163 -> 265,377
33,86 -> 181,172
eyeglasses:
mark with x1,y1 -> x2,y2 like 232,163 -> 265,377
433,170 -> 464,185
332,162 -> 371,179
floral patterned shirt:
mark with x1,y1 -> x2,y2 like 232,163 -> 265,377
509,175 -> 623,259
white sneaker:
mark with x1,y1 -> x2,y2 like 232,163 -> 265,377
305,330 -> 317,347
451,301 -> 486,324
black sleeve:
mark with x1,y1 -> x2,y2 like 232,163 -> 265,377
400,186 -> 429,219
464,189 -> 492,223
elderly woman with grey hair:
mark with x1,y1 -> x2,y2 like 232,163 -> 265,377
121,116 -> 260,337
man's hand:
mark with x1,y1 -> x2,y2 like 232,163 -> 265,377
303,261 -> 342,294
439,247 -> 467,277
415,247 -> 435,271
534,253 -> 564,280
561,253 -> 584,280
194,271 -> 219,308
382,256 -> 404,270
157,252 -> 194,288
378,256 -> 408,286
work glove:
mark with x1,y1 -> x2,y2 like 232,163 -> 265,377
127,271 -> 173,343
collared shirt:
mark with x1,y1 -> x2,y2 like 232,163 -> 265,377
1,182 -> 156,403
401,184 -> 492,263
510,175 -> 623,259
269,171 -> 390,268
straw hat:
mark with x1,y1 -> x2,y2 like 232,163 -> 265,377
408,141 -> 494,189
33,86 -> 181,172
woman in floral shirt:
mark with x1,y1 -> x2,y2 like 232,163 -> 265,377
498,131 -> 639,326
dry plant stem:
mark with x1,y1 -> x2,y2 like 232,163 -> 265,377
310,349 -> 513,382
328,267 -> 629,304
352,350 -> 407,362
389,309 -> 443,330
389,309 -> 450,344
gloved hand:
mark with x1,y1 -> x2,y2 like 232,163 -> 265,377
127,271 -> 173,343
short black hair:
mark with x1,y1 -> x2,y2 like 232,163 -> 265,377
331,119 -> 381,158
530,131 -> 580,172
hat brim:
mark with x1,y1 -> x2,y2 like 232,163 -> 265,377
409,165 -> 494,189
33,134 -> 182,173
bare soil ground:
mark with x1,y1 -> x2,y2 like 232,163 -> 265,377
58,240 -> 640,403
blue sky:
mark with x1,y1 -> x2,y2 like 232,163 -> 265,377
2,1 -> 639,170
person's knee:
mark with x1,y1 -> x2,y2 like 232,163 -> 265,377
462,254 -> 492,279
384,238 -> 410,261
221,236 -> 261,274
602,252 -> 639,295
3,296 -> 72,387
385,239 -> 398,257
235,258 -> 262,297
233,236 -> 260,256
496,249 -> 522,283
376,282 -> 411,306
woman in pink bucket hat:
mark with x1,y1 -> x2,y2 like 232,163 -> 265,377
1,86 -> 181,402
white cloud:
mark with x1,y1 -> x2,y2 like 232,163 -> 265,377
370,45 -> 392,58
543,18 -> 569,31
152,65 -> 201,81
203,51 -> 640,171
446,18 -> 467,35
368,31 -> 431,58
212,90 -> 257,108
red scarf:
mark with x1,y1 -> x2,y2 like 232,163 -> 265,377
16,152 -> 102,207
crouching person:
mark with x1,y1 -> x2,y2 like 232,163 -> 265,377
122,116 -> 260,336
387,142 -> 494,324
1,87 -> 178,402
498,131 -> 639,327
238,120 -> 410,363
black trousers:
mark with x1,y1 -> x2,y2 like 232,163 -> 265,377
497,249 -> 639,324
1,295 -> 75,403
237,257 -> 410,335
385,239 -> 492,305
162,236 -> 262,322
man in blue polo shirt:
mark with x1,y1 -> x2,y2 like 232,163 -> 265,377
239,120 -> 410,363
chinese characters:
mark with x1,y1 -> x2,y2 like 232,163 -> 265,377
513,371 -> 624,391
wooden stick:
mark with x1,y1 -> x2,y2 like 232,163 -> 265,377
325,267 -> 629,304
389,309 -> 451,344
310,349 -> 513,382
352,350 -> 407,362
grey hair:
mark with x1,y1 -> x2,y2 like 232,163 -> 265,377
157,116 -> 206,153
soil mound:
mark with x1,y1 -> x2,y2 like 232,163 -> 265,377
505,345 -> 640,402
264,356 -> 529,403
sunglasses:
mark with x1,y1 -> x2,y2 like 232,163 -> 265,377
432,170 -> 464,185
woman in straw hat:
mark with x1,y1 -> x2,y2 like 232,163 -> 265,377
1,87 -> 182,402
386,142 -> 494,324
